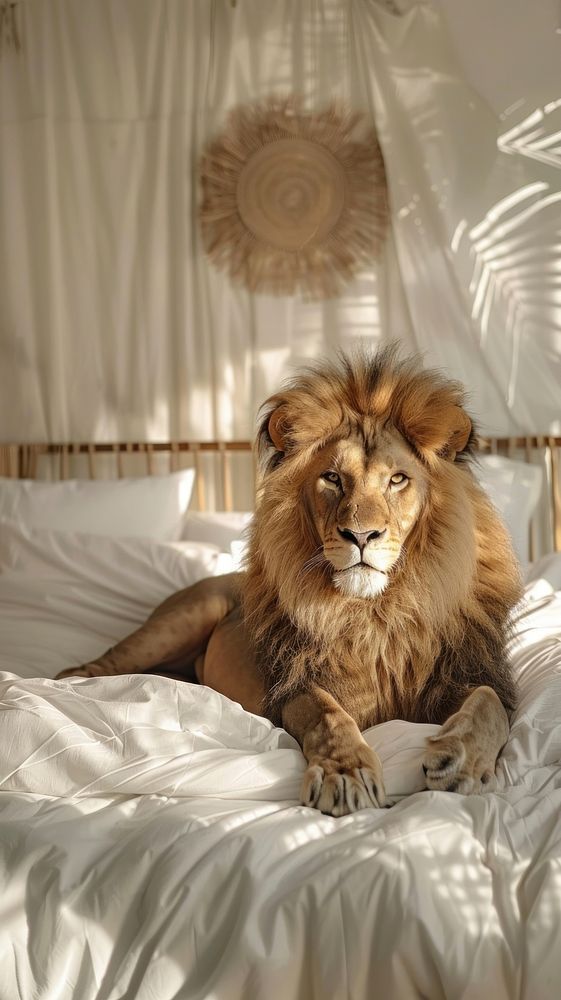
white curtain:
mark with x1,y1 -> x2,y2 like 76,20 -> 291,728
0,0 -> 559,444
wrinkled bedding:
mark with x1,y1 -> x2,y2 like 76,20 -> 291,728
1,562 -> 561,998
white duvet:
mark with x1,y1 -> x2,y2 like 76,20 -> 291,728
1,535 -> 561,999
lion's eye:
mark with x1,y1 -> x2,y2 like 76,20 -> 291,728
390,472 -> 408,487
321,471 -> 341,487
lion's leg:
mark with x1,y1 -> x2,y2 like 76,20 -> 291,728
282,687 -> 386,817
422,685 -> 510,794
198,606 -> 265,715
55,573 -> 241,680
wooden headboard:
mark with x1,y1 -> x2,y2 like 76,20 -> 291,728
1,436 -> 560,556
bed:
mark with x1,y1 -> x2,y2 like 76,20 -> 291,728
1,438 -> 561,999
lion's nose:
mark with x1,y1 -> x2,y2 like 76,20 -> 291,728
337,527 -> 387,551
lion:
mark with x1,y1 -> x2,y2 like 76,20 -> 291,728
56,348 -> 522,817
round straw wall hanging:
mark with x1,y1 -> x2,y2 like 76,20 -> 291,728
198,98 -> 388,299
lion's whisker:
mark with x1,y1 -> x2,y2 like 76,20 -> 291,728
297,548 -> 328,582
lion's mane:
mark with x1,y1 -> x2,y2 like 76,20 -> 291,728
243,349 -> 522,728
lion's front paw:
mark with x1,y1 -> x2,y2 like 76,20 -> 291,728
301,747 -> 386,816
422,717 -> 497,795
55,664 -> 107,680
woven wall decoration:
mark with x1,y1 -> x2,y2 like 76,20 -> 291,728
199,98 -> 388,299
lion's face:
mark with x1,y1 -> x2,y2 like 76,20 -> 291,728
304,425 -> 428,599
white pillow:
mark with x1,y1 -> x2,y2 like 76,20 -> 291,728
0,469 -> 195,541
474,455 -> 543,566
0,519 -> 233,596
0,521 -> 234,678
182,511 -> 252,552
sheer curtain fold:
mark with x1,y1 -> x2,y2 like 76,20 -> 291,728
0,0 -> 559,443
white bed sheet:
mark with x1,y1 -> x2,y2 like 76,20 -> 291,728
0,557 -> 561,998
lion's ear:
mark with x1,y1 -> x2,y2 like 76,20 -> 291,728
446,407 -> 472,459
405,402 -> 472,461
268,407 -> 287,452
256,399 -> 294,466
428,404 -> 472,460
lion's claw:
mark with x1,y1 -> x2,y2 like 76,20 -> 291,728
423,725 -> 496,794
301,754 -> 386,816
